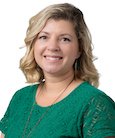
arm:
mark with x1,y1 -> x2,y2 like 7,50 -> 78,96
82,94 -> 115,138
106,137 -> 115,138
0,133 -> 4,138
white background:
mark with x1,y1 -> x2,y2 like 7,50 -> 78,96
0,0 -> 115,119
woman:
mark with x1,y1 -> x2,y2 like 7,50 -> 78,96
0,3 -> 115,138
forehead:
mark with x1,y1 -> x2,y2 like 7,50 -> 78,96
40,19 -> 76,35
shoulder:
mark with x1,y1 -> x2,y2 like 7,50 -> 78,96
74,81 -> 114,108
75,83 -> 115,137
78,81 -> 113,98
77,81 -> 104,96
77,82 -> 115,115
9,84 -> 38,106
14,84 -> 38,96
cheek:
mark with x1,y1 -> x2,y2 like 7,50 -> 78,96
73,45 -> 81,59
33,44 -> 45,65
33,46 -> 40,63
33,46 -> 37,58
75,51 -> 81,59
34,44 -> 42,56
70,47 -> 80,60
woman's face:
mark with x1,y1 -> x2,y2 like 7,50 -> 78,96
34,19 -> 80,77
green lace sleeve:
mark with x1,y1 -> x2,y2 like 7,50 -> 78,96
0,99 -> 13,134
83,94 -> 115,138
0,85 -> 36,136
0,105 -> 10,134
0,90 -> 21,134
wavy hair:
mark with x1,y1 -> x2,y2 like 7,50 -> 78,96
20,3 -> 99,87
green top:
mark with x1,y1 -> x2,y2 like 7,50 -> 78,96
0,82 -> 115,138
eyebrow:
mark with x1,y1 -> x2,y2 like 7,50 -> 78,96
39,31 -> 73,38
39,31 -> 49,35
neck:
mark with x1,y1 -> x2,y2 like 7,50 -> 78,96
43,71 -> 75,94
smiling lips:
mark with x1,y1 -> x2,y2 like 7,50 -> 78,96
44,55 -> 63,61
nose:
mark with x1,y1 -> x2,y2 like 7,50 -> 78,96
47,38 -> 60,52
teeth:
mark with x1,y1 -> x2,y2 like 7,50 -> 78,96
46,57 -> 60,60
45,56 -> 61,60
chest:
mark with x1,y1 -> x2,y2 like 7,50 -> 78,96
6,102 -> 81,138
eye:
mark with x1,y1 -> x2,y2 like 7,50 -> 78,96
62,37 -> 71,42
38,35 -> 47,40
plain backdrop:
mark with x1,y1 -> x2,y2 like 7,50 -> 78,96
0,0 -> 115,119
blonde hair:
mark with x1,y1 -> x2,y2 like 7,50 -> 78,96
20,3 -> 99,87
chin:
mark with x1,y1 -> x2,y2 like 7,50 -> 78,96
43,66 -> 61,72
45,70 -> 60,74
43,68 -> 63,75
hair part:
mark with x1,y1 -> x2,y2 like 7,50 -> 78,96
20,3 -> 99,87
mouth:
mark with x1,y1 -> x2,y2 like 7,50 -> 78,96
44,55 -> 63,61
